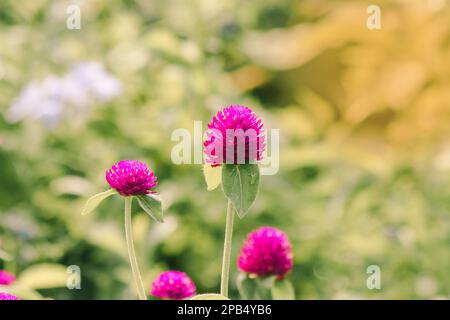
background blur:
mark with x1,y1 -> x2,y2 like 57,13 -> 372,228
1,0 -> 449,299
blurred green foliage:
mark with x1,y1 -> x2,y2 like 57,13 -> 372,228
1,0 -> 449,299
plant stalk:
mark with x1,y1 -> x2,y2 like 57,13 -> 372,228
124,197 -> 147,300
220,199 -> 235,297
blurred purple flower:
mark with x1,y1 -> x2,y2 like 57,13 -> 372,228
204,105 -> 265,166
150,271 -> 196,300
5,61 -> 122,129
0,270 -> 15,285
6,79 -> 62,129
68,62 -> 122,102
0,292 -> 18,300
238,226 -> 293,278
106,160 -> 157,196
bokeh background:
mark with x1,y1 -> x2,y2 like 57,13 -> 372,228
1,0 -> 450,299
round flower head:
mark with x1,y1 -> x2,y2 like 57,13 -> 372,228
0,270 -> 15,286
106,160 -> 157,196
238,226 -> 293,278
150,271 -> 196,300
204,105 -> 265,166
0,292 -> 18,300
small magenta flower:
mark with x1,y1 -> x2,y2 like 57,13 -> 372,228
106,160 -> 157,196
204,105 -> 265,166
150,271 -> 196,300
238,227 -> 293,279
83,159 -> 163,300
0,292 -> 18,300
0,270 -> 15,286
203,105 -> 265,297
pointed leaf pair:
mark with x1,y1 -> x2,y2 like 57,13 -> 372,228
82,189 -> 163,223
221,164 -> 260,218
136,194 -> 164,223
237,273 -> 295,300
81,189 -> 117,215
236,273 -> 274,300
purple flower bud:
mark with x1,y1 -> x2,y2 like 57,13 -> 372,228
0,292 -> 18,300
238,227 -> 293,278
0,270 -> 15,286
150,271 -> 196,300
204,105 -> 265,165
106,160 -> 157,196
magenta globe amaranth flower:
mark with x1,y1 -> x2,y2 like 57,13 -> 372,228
238,226 -> 293,278
106,160 -> 157,196
0,270 -> 15,286
0,292 -> 18,300
150,271 -> 196,300
204,105 -> 265,166
84,159 -> 164,300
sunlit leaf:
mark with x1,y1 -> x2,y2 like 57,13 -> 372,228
203,164 -> 222,191
17,264 -> 68,290
81,189 -> 117,215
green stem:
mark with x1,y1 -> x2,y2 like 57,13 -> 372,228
124,197 -> 147,300
220,199 -> 235,297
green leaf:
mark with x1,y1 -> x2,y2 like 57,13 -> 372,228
271,279 -> 295,300
222,164 -> 260,218
237,273 -> 258,299
190,293 -> 229,300
203,164 -> 222,191
257,275 -> 277,289
136,194 -> 164,223
17,263 -> 68,290
237,273 -> 274,300
81,189 -> 117,215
